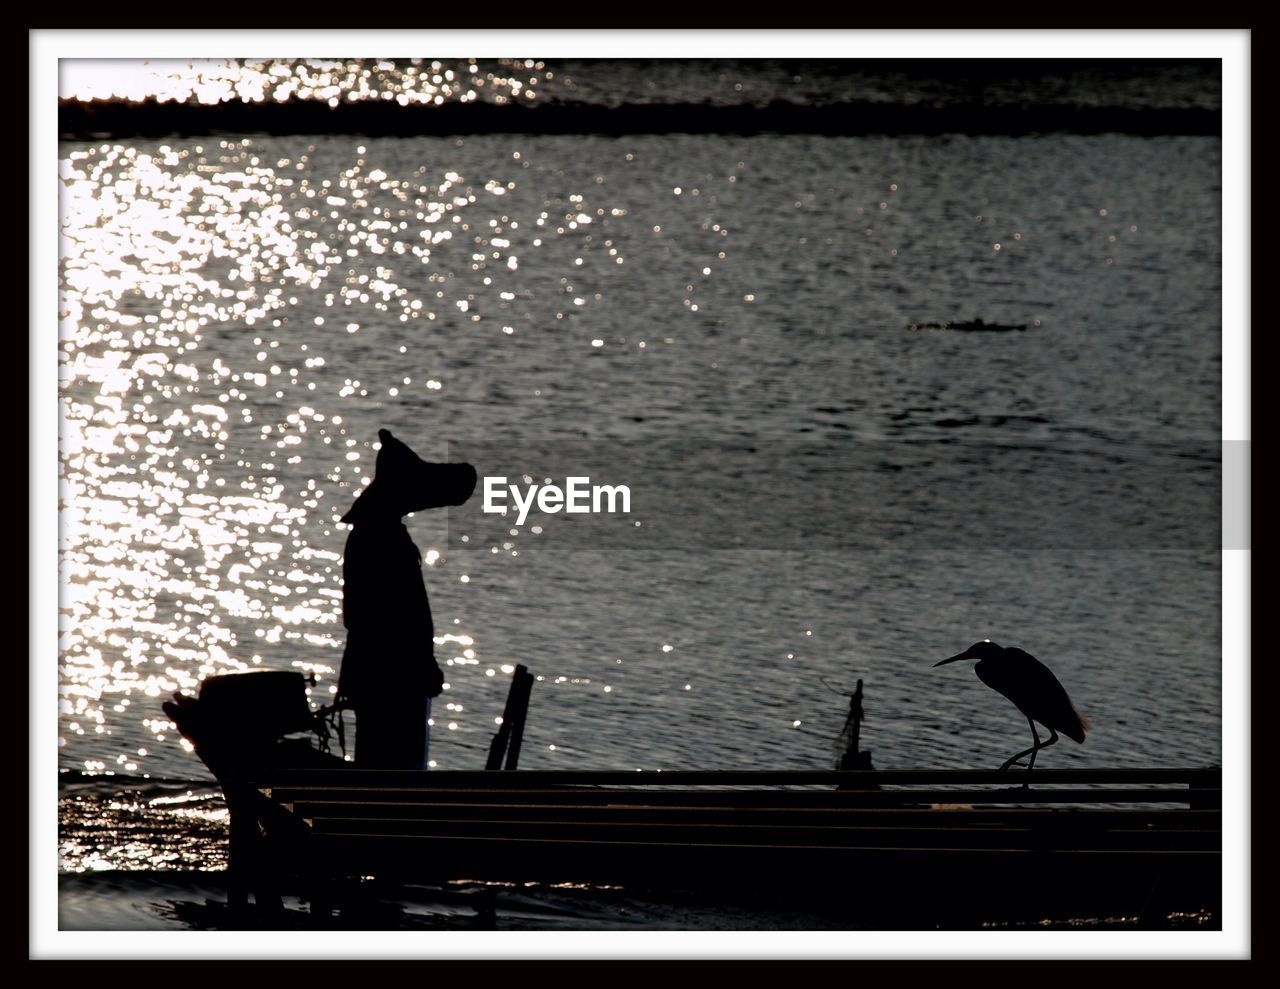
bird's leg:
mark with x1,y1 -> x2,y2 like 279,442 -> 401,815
1013,724 -> 1061,789
1015,718 -> 1045,789
999,746 -> 1037,771
999,717 -> 1043,773
1024,716 -> 1043,774
1027,727 -> 1059,772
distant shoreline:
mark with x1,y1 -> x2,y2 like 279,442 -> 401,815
58,98 -> 1221,140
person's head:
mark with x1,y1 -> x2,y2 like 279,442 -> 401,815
341,429 -> 477,523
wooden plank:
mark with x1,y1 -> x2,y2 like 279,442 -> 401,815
307,831 -> 1221,878
310,831 -> 1222,858
283,800 -> 1221,829
265,786 -> 1214,807
254,767 -> 1221,788
300,816 -> 1222,852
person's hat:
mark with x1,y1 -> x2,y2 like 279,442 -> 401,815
340,428 -> 476,523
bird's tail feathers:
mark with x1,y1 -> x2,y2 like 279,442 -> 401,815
1067,707 -> 1090,743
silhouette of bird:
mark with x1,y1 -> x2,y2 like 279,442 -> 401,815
934,640 -> 1087,773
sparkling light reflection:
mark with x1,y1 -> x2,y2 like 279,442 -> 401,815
60,59 -> 550,108
60,132 -> 625,780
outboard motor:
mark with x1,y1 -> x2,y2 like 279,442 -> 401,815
163,670 -> 345,785
162,670 -> 346,912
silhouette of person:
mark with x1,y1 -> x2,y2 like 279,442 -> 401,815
337,429 -> 476,768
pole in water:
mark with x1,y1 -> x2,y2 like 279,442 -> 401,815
823,676 -> 876,788
838,679 -> 874,772
486,664 -> 535,771
504,667 -> 534,770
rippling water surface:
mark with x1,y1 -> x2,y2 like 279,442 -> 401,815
59,115 -> 1221,813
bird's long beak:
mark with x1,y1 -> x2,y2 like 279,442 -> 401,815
933,652 -> 971,667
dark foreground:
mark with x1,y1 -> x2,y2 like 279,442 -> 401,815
59,870 -> 1218,932
58,768 -> 1221,931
